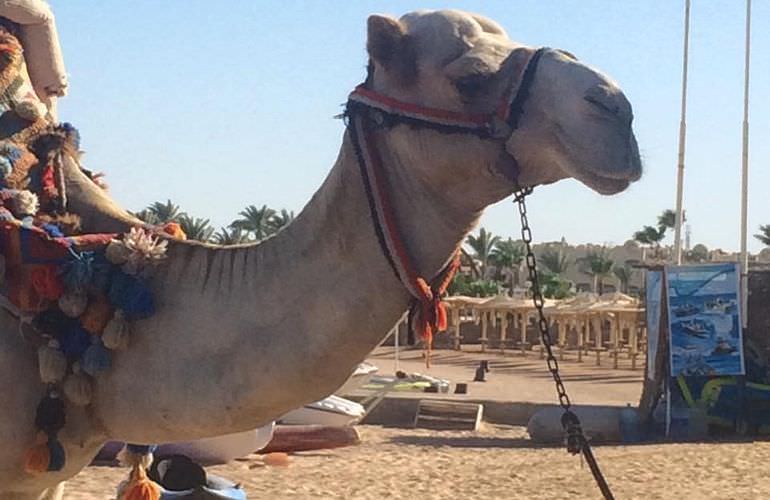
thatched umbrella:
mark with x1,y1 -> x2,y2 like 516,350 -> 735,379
443,296 -> 488,350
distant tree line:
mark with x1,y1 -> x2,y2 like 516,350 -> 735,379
134,200 -> 295,244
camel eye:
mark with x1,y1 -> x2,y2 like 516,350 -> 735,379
453,73 -> 491,100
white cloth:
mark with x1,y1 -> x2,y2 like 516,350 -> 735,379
0,0 -> 67,116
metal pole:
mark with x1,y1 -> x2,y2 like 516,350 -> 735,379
740,0 -> 752,329
394,320 -> 400,373
673,0 -> 691,265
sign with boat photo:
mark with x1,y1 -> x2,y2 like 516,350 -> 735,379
666,263 -> 744,377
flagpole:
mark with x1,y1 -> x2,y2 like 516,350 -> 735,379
673,0 -> 691,265
740,0 -> 752,329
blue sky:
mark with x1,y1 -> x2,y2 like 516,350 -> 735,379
50,1 -> 768,252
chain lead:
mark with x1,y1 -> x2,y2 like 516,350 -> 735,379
514,189 -> 615,500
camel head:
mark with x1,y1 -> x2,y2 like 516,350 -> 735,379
363,9 -> 642,207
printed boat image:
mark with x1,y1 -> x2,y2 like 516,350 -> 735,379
702,298 -> 737,315
679,319 -> 709,338
673,303 -> 699,317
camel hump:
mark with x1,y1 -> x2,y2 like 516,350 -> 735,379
0,0 -> 67,113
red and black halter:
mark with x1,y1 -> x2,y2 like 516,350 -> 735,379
345,47 -> 549,361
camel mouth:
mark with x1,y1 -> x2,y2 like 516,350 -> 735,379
574,160 -> 640,195
563,131 -> 642,196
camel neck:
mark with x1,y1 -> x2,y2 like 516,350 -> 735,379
94,129 -> 479,442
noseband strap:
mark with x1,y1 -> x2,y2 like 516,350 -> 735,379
345,48 -> 549,360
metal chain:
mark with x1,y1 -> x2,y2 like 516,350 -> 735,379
514,188 -> 615,500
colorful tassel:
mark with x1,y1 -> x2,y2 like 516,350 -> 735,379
80,294 -> 114,335
25,391 -> 67,472
61,252 -> 96,292
58,290 -> 88,318
105,239 -> 131,265
118,464 -> 161,500
102,310 -> 130,351
24,433 -> 50,474
162,222 -> 186,240
24,432 -> 66,473
33,309 -> 76,340
46,437 -> 66,471
62,363 -> 92,406
37,340 -> 67,384
118,445 -> 161,500
59,324 -> 91,360
10,190 -> 38,217
109,273 -> 155,320
81,338 -> 112,376
120,228 -> 168,276
34,392 -> 65,435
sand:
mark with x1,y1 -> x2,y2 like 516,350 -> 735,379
66,424 -> 770,500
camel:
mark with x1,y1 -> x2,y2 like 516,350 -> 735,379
0,9 -> 642,499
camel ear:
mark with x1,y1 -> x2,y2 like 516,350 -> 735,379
367,15 -> 406,67
367,15 -> 416,83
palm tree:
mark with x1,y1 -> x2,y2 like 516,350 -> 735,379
212,227 -> 252,245
465,228 -> 500,279
147,200 -> 184,223
539,247 -> 569,275
133,208 -> 160,225
578,248 -> 614,294
268,209 -> 295,234
178,214 -> 214,242
756,225 -> 770,246
490,238 -> 525,290
230,205 -> 276,240
657,209 -> 678,231
613,261 -> 636,294
633,225 -> 666,260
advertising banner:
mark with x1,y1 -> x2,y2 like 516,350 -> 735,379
666,263 -> 744,376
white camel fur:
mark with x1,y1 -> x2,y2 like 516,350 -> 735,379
0,10 -> 642,499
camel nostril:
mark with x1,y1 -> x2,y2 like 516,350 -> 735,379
584,84 -> 634,124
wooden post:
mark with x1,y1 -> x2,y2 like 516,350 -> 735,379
613,314 -> 621,369
451,308 -> 462,350
576,322 -> 583,363
480,311 -> 488,352
499,311 -> 508,353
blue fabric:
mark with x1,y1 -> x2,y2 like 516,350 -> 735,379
109,271 -> 155,320
58,324 -> 91,360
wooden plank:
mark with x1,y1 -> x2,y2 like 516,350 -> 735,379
414,400 -> 483,431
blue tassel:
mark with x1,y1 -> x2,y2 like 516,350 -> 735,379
40,223 -> 64,238
59,324 -> 91,360
61,251 -> 96,291
109,272 -> 155,320
89,253 -> 113,293
46,437 -> 66,471
81,339 -> 112,376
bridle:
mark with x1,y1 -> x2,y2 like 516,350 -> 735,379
345,46 -> 548,359
344,46 -> 616,500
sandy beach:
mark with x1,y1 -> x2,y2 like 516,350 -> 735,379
66,424 -> 770,500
